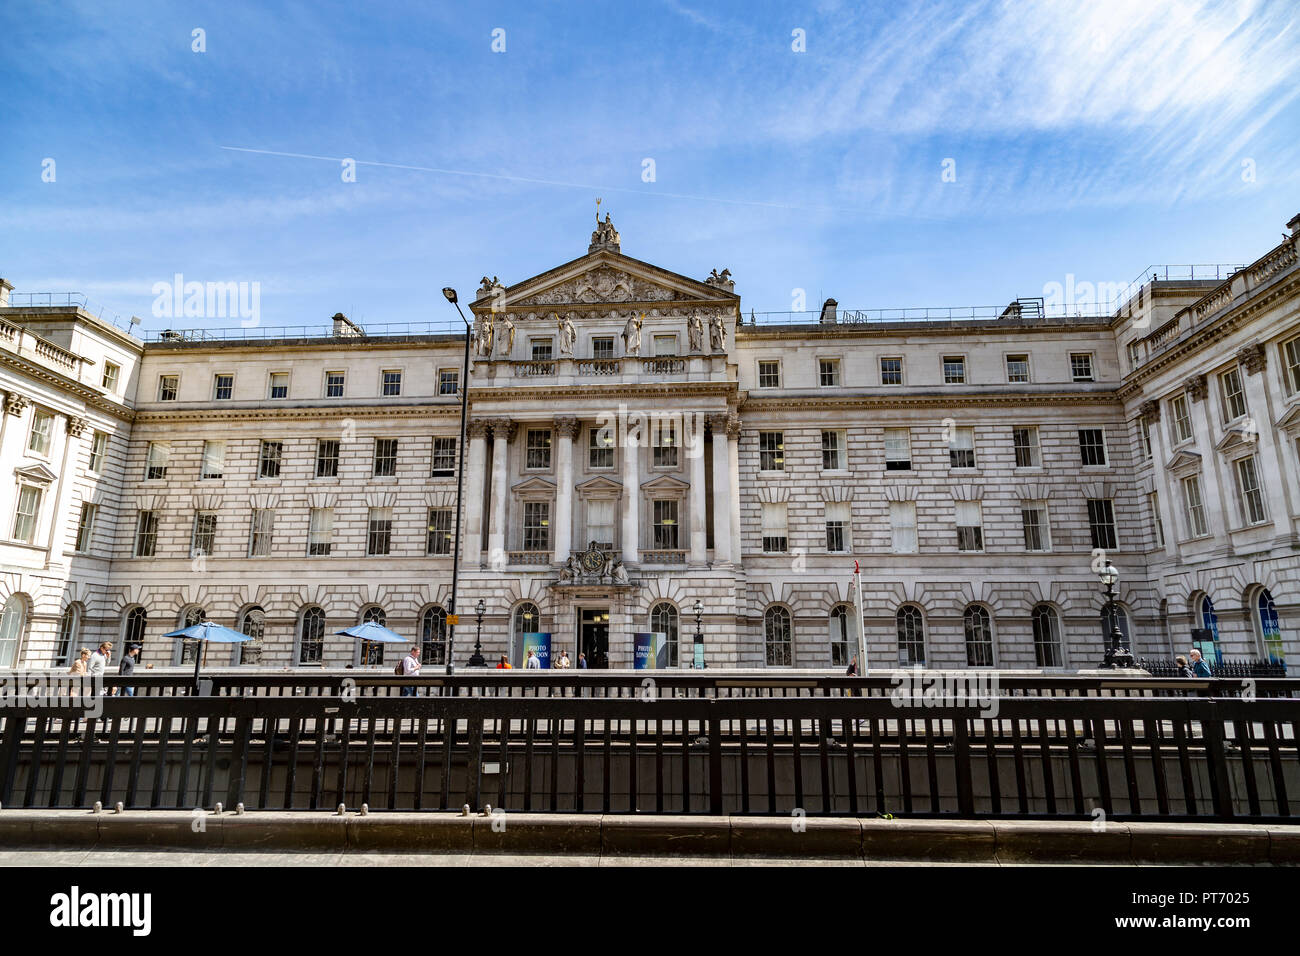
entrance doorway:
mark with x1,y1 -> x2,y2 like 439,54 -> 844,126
580,608 -> 610,668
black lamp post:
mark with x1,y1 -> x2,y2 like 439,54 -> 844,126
468,598 -> 486,668
441,287 -> 473,675
1098,561 -> 1134,669
693,599 -> 704,669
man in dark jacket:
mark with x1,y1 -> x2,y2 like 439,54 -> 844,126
1189,647 -> 1213,678
118,644 -> 139,696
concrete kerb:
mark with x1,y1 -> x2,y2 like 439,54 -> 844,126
1125,822 -> 1274,865
861,819 -> 998,862
599,815 -> 732,857
992,820 -> 1133,863
728,816 -> 863,857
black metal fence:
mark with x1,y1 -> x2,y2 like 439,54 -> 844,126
1137,658 -> 1287,679
2,688 -> 1297,822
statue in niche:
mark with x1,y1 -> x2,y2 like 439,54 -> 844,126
709,311 -> 727,351
621,312 -> 643,355
687,311 -> 705,353
474,315 -> 494,357
555,312 -> 576,355
498,314 -> 516,356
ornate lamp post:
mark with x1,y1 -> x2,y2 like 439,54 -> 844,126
1098,561 -> 1134,669
468,598 -> 487,668
693,599 -> 704,669
441,287 -> 472,675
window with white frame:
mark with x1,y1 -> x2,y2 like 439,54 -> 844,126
1012,426 -> 1040,467
426,508 -> 452,555
821,430 -> 846,470
825,501 -> 849,553
1149,491 -> 1164,548
1233,455 -> 1267,525
523,501 -> 550,551
373,438 -> 398,477
591,336 -> 615,359
588,426 -> 615,469
955,500 -> 983,551
381,369 -> 402,396
884,428 -> 911,470
764,606 -> 793,666
74,502 -> 97,552
889,500 -> 917,554
1140,421 -> 1152,459
299,607 -> 326,664
1219,367 -> 1247,422
102,362 -> 120,392
897,606 -> 925,665
89,431 -> 108,473
819,358 -> 841,387
585,498 -> 615,551
651,603 -> 679,667
653,334 -> 677,356
1087,498 -> 1118,549
1006,354 -> 1030,383
201,440 -> 225,479
316,439 -> 339,478
213,374 -> 234,400
191,511 -> 217,556
964,605 -> 994,667
308,508 -> 333,556
325,371 -> 345,398
268,372 -> 289,399
249,509 -> 274,556
942,355 -> 966,384
1181,476 -> 1208,538
1282,335 -> 1300,395
830,604 -> 853,667
526,429 -> 552,470
1170,395 -> 1193,444
1021,500 -> 1050,551
1032,605 -> 1064,666
145,441 -> 169,480
157,375 -> 179,401
438,368 -> 459,395
652,419 -> 678,468
757,360 -> 781,388
879,356 -> 903,385
948,426 -> 975,468
761,501 -> 788,553
12,484 -> 42,543
652,499 -> 679,549
367,507 -> 393,555
135,511 -> 159,557
759,431 -> 784,471
431,437 -> 456,476
1078,428 -> 1108,466
259,440 -> 283,478
530,338 -> 553,361
1127,340 -> 1142,368
1069,353 -> 1095,382
28,409 -> 54,456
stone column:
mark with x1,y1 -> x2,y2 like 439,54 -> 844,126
707,414 -> 731,565
0,392 -> 31,530
554,416 -> 578,563
726,413 -> 742,564
487,418 -> 514,559
621,417 -> 640,564
1185,374 -> 1227,537
464,419 -> 490,563
44,415 -> 86,566
1140,401 -> 1177,554
1236,345 -> 1294,533
688,414 -> 708,566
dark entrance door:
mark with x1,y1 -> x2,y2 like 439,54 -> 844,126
580,608 -> 610,668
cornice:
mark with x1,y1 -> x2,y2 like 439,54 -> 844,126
466,381 -> 739,402
739,390 -> 1124,412
134,403 -> 462,424
0,349 -> 134,422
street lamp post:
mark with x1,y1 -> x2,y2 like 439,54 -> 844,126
1098,561 -> 1134,669
441,287 -> 472,675
468,598 -> 486,668
693,599 -> 704,669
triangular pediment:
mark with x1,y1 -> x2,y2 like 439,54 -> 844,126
1165,449 -> 1203,473
640,474 -> 691,492
472,248 -> 738,312
511,476 -> 557,494
1215,424 -> 1260,453
1274,400 -> 1300,432
14,462 -> 58,484
575,475 -> 623,495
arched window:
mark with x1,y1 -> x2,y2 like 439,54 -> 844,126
512,602 -> 540,666
299,607 -> 325,665
650,602 -> 679,667
764,606 -> 792,666
1196,593 -> 1221,665
421,605 -> 447,665
829,604 -> 853,667
359,606 -> 386,665
1256,588 -> 1283,663
55,603 -> 81,667
897,605 -> 925,666
963,605 -> 994,667
1100,604 -> 1132,652
124,607 -> 147,663
178,606 -> 206,665
1032,604 -> 1063,667
238,606 -> 265,665
0,595 -> 27,668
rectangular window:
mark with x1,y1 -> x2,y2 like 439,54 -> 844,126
1070,353 -> 1095,382
200,440 -> 225,479
259,440 -> 283,478
955,500 -> 983,552
1181,476 -> 1208,538
1021,501 -> 1050,552
1170,395 -> 1193,444
1284,335 -> 1300,395
653,334 -> 677,357
213,374 -> 234,400
438,369 -> 459,395
1006,354 -> 1030,383
325,371 -> 345,398
1140,421 -> 1152,460
819,358 -> 841,387
157,375 -> 179,401
821,430 -> 845,471
145,441 -> 170,480
757,360 -> 781,388
652,420 -> 678,468
758,431 -> 785,471
366,507 -> 393,555
949,427 -> 976,468
761,501 -> 788,553
1012,426 -> 1040,467
1234,455 -> 1267,525
592,337 -> 615,359
134,510 -> 158,557
191,511 -> 217,556
825,501 -> 849,553
426,508 -> 453,555
1078,428 -> 1108,466
531,339 -> 553,361
523,501 -> 550,551
28,409 -> 54,456
268,372 -> 289,399
89,431 -> 108,473
381,370 -> 402,396
942,355 -> 966,384
373,438 -> 398,477
308,508 -> 333,556
316,439 -> 340,478
884,428 -> 911,471
879,356 -> 903,386
102,362 -> 120,392
1149,491 -> 1165,548
652,499 -> 679,549
12,485 -> 42,543
1128,340 -> 1143,368
526,429 -> 552,470
75,502 -> 97,552
1087,498 -> 1118,550
431,437 -> 457,476
1220,367 -> 1247,421
249,509 -> 274,556
586,499 -> 615,550
589,427 -> 615,469
890,501 -> 917,554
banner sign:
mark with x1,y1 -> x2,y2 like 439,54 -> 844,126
633,632 -> 656,670
523,632 -> 551,668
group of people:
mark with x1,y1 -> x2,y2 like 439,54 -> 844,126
1176,647 -> 1215,677
67,640 -> 141,694
494,649 -> 587,669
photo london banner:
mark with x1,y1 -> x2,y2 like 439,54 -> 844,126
633,632 -> 668,670
523,632 -> 551,668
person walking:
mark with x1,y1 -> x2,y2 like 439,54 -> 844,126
555,650 -> 571,669
577,652 -> 587,669
87,641 -> 112,677
1189,647 -> 1213,678
118,644 -> 139,697
400,644 -> 421,696
495,654 -> 512,669
1175,655 -> 1193,678
68,647 -> 90,676
525,649 -> 541,669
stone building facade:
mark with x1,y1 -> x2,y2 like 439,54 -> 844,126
0,212 -> 1297,671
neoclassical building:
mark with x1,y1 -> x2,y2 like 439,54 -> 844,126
0,212 -> 1297,671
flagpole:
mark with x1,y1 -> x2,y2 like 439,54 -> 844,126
854,560 -> 868,672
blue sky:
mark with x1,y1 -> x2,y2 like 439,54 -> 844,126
1,0 -> 1298,334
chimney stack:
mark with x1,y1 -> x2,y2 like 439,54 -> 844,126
332,312 -> 364,338
819,297 -> 838,324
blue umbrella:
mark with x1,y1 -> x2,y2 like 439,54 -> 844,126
162,621 -> 252,694
336,621 -> 408,667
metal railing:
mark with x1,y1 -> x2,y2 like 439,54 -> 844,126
2,291 -> 138,335
2,688 -> 1297,819
147,319 -> 465,343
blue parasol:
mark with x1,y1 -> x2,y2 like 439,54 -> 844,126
162,621 -> 253,694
